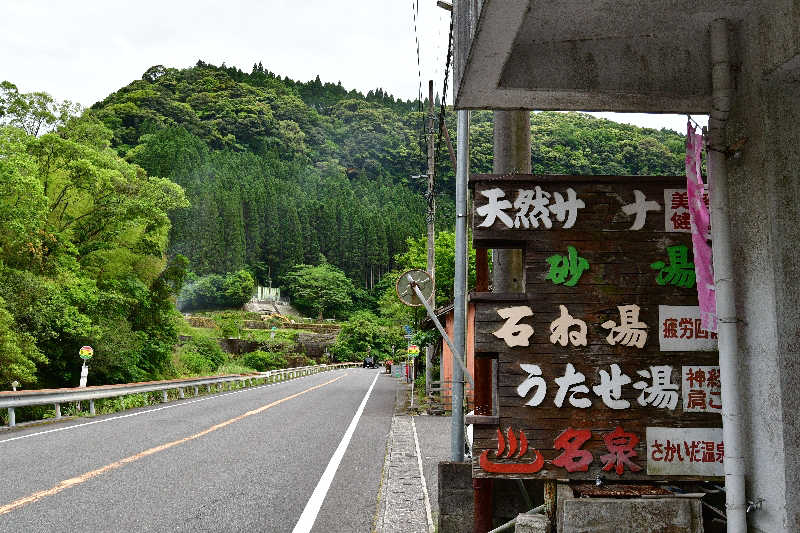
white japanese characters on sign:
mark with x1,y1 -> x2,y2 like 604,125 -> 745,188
477,187 -> 585,230
658,305 -> 718,351
682,365 -> 722,413
518,363 -> 678,411
493,306 -> 534,347
518,364 -> 546,406
601,304 -> 648,348
549,305 -> 587,346
621,189 -> 661,230
646,427 -> 724,476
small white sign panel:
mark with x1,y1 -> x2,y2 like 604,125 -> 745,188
682,366 -> 722,413
658,306 -> 718,352
664,188 -> 710,233
647,427 -> 723,476
664,189 -> 690,233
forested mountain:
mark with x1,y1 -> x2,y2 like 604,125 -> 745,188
89,61 -> 685,288
1,62 -> 688,388
90,63 -> 436,288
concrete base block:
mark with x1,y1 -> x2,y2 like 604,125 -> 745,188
558,497 -> 703,533
515,513 -> 551,533
438,462 -> 473,533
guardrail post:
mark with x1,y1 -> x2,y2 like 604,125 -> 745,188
162,390 -> 168,402
178,388 -> 185,399
54,403 -> 61,418
8,407 -> 15,427
207,384 -> 212,393
194,386 -> 199,396
89,400 -> 96,415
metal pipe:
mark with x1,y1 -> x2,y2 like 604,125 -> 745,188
487,504 -> 547,533
409,279 -> 474,386
708,18 -> 746,533
452,108 -> 469,462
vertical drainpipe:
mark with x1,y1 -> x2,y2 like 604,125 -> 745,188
708,18 -> 747,533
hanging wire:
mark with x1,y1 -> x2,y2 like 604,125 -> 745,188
412,0 -> 427,173
434,12 -> 454,181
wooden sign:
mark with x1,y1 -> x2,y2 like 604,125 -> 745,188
470,175 -> 721,481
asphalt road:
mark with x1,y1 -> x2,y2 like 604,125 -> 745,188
0,368 -> 398,532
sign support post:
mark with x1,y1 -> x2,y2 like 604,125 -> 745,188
79,346 -> 93,388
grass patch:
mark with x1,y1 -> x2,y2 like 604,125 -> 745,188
216,362 -> 258,375
241,328 -> 304,343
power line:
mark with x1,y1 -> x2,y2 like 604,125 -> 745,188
435,12 -> 454,182
412,0 -> 427,173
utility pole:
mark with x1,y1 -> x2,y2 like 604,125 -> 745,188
426,79 -> 436,397
452,0 -> 471,465
492,111 -> 529,293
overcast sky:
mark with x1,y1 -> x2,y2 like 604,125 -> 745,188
2,0 -> 704,133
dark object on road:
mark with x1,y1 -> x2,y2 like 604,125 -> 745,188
363,357 -> 377,368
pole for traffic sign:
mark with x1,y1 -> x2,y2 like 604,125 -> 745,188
79,346 -> 93,388
408,277 -> 474,387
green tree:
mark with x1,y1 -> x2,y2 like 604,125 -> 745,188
283,262 -> 355,319
0,85 -> 189,387
0,298 -> 46,386
1,81 -> 80,137
329,311 -> 404,362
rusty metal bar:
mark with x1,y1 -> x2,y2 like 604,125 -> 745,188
543,481 -> 556,532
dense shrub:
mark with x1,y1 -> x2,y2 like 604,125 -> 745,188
179,350 -> 215,375
242,350 -> 287,371
178,337 -> 226,374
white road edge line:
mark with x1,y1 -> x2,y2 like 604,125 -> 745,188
412,416 -> 435,533
292,370 -> 381,533
0,371 -> 340,446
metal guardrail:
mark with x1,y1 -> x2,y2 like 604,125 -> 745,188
0,362 -> 360,428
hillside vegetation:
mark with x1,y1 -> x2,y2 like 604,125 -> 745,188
0,62 -> 687,389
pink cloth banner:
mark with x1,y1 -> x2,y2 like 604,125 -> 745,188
686,122 -> 717,331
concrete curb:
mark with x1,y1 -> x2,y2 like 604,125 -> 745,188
375,382 -> 431,533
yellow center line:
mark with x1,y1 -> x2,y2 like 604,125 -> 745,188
0,373 -> 347,516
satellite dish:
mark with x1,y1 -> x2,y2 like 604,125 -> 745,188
396,269 -> 434,307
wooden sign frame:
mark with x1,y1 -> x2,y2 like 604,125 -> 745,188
470,174 -> 722,481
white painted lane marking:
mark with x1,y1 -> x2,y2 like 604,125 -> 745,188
292,370 -> 381,533
412,416 -> 435,533
0,371 -> 344,446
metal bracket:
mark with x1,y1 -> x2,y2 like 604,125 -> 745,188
746,498 -> 765,513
